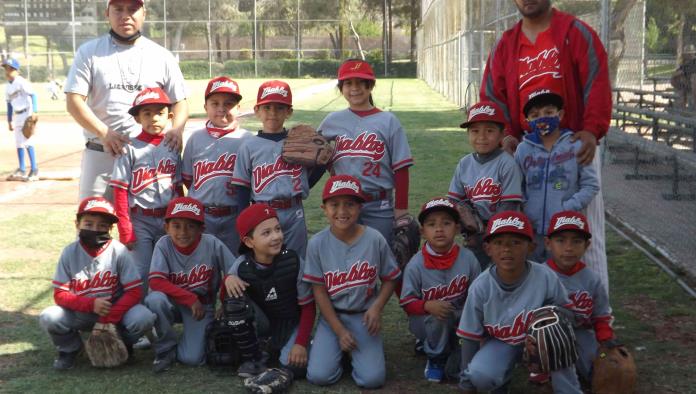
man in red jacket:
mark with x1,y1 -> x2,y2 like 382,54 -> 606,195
479,0 -> 611,292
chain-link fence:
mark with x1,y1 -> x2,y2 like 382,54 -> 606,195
1,0 -> 417,81
416,0 -> 648,109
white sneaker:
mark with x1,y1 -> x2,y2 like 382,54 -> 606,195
6,168 -> 26,181
133,335 -> 152,350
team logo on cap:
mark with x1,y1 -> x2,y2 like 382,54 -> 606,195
553,216 -> 585,230
350,62 -> 363,71
84,199 -> 114,214
528,89 -> 551,101
260,86 -> 289,99
469,105 -> 495,120
425,198 -> 453,210
490,216 -> 526,233
329,180 -> 359,194
134,90 -> 161,106
210,80 -> 238,94
171,202 -> 201,216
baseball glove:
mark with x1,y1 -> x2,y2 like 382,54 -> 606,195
592,343 -> 637,394
454,200 -> 484,235
22,114 -> 38,139
281,124 -> 333,167
84,322 -> 129,368
244,367 -> 294,394
391,214 -> 421,269
523,306 -> 579,374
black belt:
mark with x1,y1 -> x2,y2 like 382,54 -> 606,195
14,108 -> 27,115
334,308 -> 367,315
85,141 -> 105,152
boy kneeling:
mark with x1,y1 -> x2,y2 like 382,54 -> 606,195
39,197 -> 155,370
224,204 -> 315,380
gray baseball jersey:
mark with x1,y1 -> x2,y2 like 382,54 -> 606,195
456,262 -> 572,345
64,35 -> 187,141
318,109 -> 413,194
231,135 -> 309,200
228,254 -> 314,306
545,261 -> 611,328
400,246 -> 481,311
52,240 -> 142,300
303,226 -> 401,311
110,137 -> 181,208
149,234 -> 235,300
448,152 -> 524,221
182,124 -> 252,207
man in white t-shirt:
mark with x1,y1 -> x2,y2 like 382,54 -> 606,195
65,0 -> 189,200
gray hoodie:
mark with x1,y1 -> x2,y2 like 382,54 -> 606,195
514,129 -> 599,236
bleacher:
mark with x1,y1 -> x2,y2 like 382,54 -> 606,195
610,82 -> 696,201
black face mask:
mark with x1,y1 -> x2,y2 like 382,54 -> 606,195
79,229 -> 112,249
109,28 -> 142,44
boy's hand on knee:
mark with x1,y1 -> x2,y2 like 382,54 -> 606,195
337,328 -> 357,352
288,344 -> 308,367
424,300 -> 455,321
93,297 -> 112,316
363,306 -> 382,336
190,300 -> 205,321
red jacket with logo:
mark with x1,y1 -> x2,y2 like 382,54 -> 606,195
480,8 -> 612,140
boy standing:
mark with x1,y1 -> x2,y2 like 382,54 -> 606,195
182,76 -> 251,253
3,58 -> 39,181
400,197 -> 480,382
457,210 -> 582,394
110,87 -> 181,282
448,101 -> 524,266
231,80 -> 324,257
514,89 -> 599,262
38,197 -> 155,370
145,197 -> 235,372
545,211 -> 616,382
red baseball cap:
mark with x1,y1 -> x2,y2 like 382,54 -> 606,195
77,196 -> 119,223
418,197 -> 460,225
322,175 -> 365,203
484,211 -> 534,241
128,87 -> 172,116
236,204 -> 279,254
256,80 -> 292,107
523,88 -> 564,117
165,197 -> 205,223
547,211 -> 592,239
337,59 -> 375,81
205,76 -> 242,101
237,204 -> 279,238
460,101 -> 506,129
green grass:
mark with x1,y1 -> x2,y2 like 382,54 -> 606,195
1,79 -> 695,393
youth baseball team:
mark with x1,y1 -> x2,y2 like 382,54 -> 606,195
4,0 -> 619,392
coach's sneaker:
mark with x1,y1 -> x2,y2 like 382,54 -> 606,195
53,350 -> 80,370
6,168 -> 25,181
152,348 -> 176,373
424,359 -> 445,383
26,169 -> 39,181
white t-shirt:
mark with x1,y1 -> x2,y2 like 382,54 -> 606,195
65,34 -> 188,142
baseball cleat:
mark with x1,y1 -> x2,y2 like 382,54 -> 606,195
414,339 -> 425,356
424,359 -> 444,383
26,169 -> 39,182
133,335 -> 151,350
152,348 -> 176,373
53,350 -> 80,370
6,168 -> 26,181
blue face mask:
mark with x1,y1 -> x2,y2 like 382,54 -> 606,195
528,115 -> 560,136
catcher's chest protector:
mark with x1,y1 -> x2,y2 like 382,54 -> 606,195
237,250 -> 301,322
